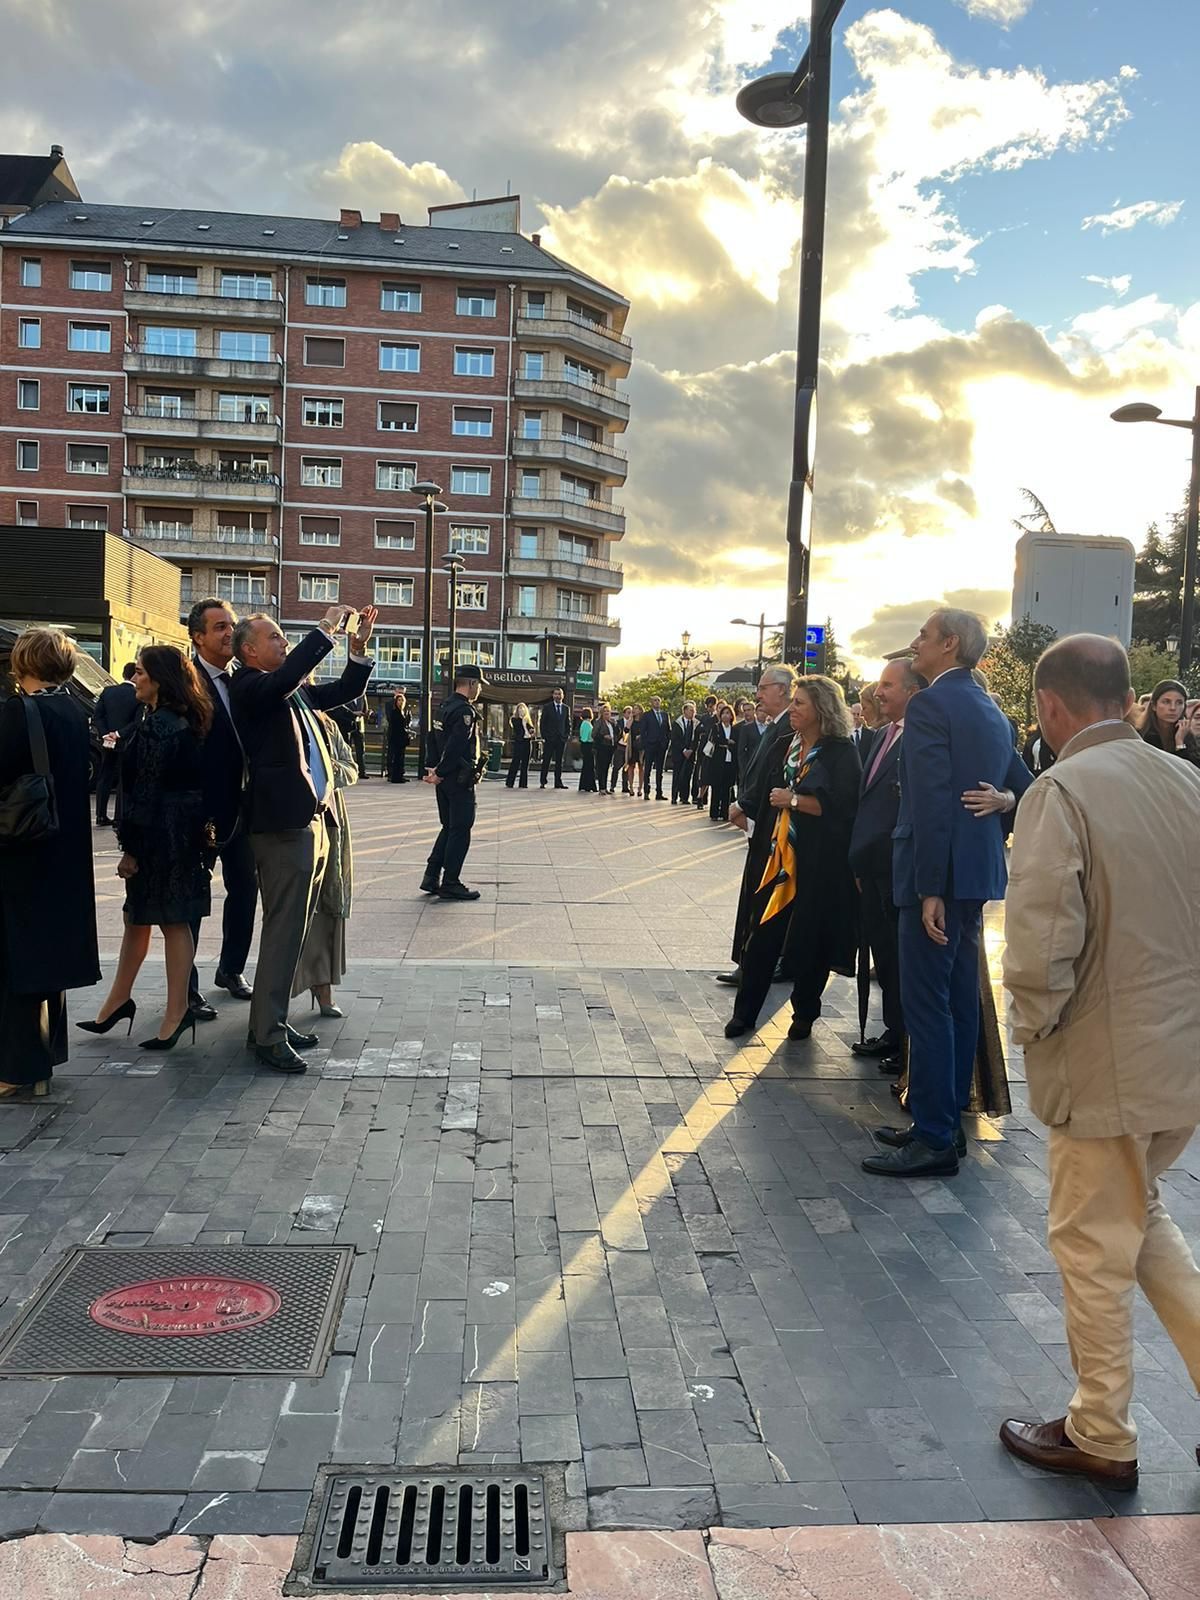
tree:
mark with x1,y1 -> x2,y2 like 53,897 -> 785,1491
600,668 -> 690,715
981,616 -> 1058,729
763,615 -> 843,676
1132,510 -> 1188,647
1011,488 -> 1059,537
1127,641 -> 1181,697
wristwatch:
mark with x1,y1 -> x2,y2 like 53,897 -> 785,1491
790,794 -> 799,810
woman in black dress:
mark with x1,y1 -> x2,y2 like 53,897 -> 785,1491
80,646 -> 212,1051
0,628 -> 100,1094
624,703 -> 645,796
506,702 -> 534,788
707,704 -> 738,821
726,676 -> 860,1039
386,690 -> 411,781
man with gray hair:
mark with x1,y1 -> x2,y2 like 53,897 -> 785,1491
999,635 -> 1200,1491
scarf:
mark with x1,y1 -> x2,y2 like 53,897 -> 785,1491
757,735 -> 820,924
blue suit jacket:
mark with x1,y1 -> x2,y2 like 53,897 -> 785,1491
892,669 -> 1032,908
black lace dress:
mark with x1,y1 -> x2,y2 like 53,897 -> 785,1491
117,708 -> 211,926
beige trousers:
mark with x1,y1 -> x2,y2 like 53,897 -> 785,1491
1048,1124 -> 1200,1461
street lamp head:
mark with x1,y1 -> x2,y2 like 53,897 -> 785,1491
1111,403 -> 1163,424
681,630 -> 691,648
656,653 -> 667,671
730,617 -> 748,626
736,71 -> 810,129
411,480 -> 443,499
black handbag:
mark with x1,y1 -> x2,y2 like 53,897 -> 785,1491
0,696 -> 60,849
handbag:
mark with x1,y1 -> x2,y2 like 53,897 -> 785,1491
0,696 -> 60,849
703,739 -> 715,759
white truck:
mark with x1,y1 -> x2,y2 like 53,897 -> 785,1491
1011,532 -> 1135,646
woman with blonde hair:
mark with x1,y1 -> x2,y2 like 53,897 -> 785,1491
506,701 -> 535,788
625,702 -> 645,796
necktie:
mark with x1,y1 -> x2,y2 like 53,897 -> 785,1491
866,722 -> 898,785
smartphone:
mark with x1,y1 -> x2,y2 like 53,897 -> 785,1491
336,609 -> 361,636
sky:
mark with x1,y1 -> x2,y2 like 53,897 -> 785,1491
5,0 -> 1198,679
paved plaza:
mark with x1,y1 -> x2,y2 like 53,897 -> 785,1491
1,780 -> 1198,1577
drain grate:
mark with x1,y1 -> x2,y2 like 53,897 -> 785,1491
311,1472 -> 552,1589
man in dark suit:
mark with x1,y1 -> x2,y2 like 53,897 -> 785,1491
670,701 -> 698,804
330,696 -> 368,777
229,604 -> 376,1073
185,598 -> 257,1017
848,660 -> 925,1074
539,689 -> 570,788
691,693 -> 719,807
863,610 -> 1032,1178
640,695 -> 670,800
92,663 -> 139,826
733,701 -> 768,803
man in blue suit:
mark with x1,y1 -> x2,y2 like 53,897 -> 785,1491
639,695 -> 670,800
863,609 -> 1032,1178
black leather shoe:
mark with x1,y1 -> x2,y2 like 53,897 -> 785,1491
554,782 -> 568,790
877,1053 -> 904,1076
189,999 -> 218,1022
715,970 -> 741,987
253,1041 -> 307,1075
874,1124 -> 968,1158
851,1033 -> 899,1059
787,1020 -> 813,1041
861,1138 -> 958,1177
214,969 -> 253,1000
439,881 -> 481,901
246,1024 -> 318,1051
724,1017 -> 752,1038
419,872 -> 441,894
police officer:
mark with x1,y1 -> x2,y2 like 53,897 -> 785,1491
420,664 -> 488,901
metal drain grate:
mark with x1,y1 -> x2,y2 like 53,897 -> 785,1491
311,1472 -> 552,1589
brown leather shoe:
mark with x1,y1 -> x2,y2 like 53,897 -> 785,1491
999,1416 -> 1137,1491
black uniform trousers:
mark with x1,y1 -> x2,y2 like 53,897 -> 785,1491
860,872 -> 904,1043
188,829 -> 258,999
94,747 -> 121,822
540,738 -> 566,786
641,747 -> 666,798
427,781 -> 477,884
671,753 -> 695,803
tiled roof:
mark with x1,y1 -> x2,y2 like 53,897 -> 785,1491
0,153 -> 65,205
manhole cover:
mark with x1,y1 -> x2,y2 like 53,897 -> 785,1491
0,1247 -> 351,1376
308,1471 -> 552,1589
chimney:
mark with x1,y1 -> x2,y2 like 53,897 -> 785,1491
339,208 -> 362,228
50,144 -> 64,159
380,212 -> 400,232
531,233 -> 542,247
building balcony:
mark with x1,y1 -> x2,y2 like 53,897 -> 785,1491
125,286 -> 284,322
513,375 -> 630,429
132,525 -> 279,566
507,610 -> 621,645
511,431 -> 627,482
123,348 -> 284,385
507,546 -> 623,593
124,406 -> 281,445
122,465 -> 282,504
516,312 -> 632,375
509,493 -> 624,535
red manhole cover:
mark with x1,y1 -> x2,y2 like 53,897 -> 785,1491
88,1277 -> 282,1338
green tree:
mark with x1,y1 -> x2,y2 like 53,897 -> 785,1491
981,616 -> 1058,729
1132,511 -> 1188,647
600,668 -> 689,714
1127,641 -> 1181,697
1011,487 -> 1059,537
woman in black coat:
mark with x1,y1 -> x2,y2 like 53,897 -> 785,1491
0,629 -> 101,1093
707,705 -> 738,821
80,646 -> 212,1052
726,676 -> 860,1039
386,691 -> 411,781
506,703 -> 534,788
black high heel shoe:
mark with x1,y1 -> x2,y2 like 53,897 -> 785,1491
139,1012 -> 197,1051
76,999 -> 136,1036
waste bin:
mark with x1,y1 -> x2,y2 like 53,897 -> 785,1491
487,739 -> 504,774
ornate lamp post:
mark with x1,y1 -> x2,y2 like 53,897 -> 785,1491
657,631 -> 713,705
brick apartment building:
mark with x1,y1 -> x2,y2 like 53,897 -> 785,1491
0,184 -> 630,701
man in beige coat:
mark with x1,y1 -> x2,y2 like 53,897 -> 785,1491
1000,634 -> 1200,1490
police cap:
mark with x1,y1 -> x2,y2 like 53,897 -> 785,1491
453,663 -> 489,687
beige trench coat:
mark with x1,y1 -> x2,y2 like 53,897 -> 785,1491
1003,720 -> 1200,1138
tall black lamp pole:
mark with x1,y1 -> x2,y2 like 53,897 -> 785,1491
730,613 -> 786,683
444,554 -> 466,684
411,480 -> 443,766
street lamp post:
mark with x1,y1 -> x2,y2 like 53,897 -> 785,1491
657,631 -> 713,706
730,613 -> 786,683
1112,388 -> 1200,672
411,480 -> 444,767
737,0 -> 848,669
443,554 -> 466,686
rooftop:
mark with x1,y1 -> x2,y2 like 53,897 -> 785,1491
0,149 -> 79,207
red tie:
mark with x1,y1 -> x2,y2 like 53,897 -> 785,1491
866,722 -> 898,785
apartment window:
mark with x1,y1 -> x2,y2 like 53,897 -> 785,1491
520,470 -> 541,498
375,519 -> 416,550
567,297 -> 607,327
304,336 -> 345,368
145,266 -> 198,295
218,452 -> 270,480
558,533 -> 595,561
516,585 -> 538,617
563,415 -> 601,443
303,395 -> 343,428
17,441 -> 39,471
221,272 -> 272,300
452,405 -> 492,437
509,642 -> 539,669
300,516 -> 341,546
456,581 -> 488,611
561,472 -> 597,503
376,460 -> 416,492
301,456 -> 342,487
299,573 -> 340,603
68,504 -> 107,530
67,443 -> 110,474
68,382 -> 110,413
69,322 -> 111,352
456,287 -> 496,317
518,529 -> 539,558
557,588 -> 589,617
142,508 -> 194,539
142,447 -> 195,471
18,317 -> 40,348
564,357 -> 601,387
70,260 -> 112,291
217,511 -> 269,543
381,282 -> 421,312
524,291 -> 546,319
380,341 -> 420,372
521,412 -> 544,439
373,577 -> 414,607
20,257 -> 41,287
554,645 -> 596,674
17,379 -> 39,410
450,525 -> 490,555
179,569 -> 195,609
454,346 -> 494,377
374,632 -> 422,678
522,352 -> 545,379
219,330 -> 271,362
16,500 -> 38,524
218,392 -> 270,422
145,390 -> 193,418
451,464 -> 491,495
378,401 -> 418,432
144,325 -> 197,356
216,571 -> 268,607
456,638 -> 497,667
306,276 -> 346,307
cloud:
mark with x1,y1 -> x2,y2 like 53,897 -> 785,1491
851,589 -> 1010,662
306,144 -> 466,219
1084,273 -> 1132,298
952,0 -> 1035,24
1082,199 -> 1184,234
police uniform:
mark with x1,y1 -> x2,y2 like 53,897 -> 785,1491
420,665 -> 488,900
